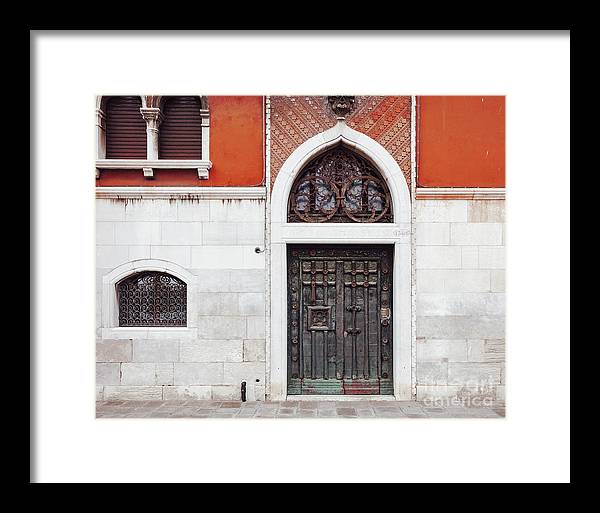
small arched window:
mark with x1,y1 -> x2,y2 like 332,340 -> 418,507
117,272 -> 187,327
159,96 -> 203,160
105,96 -> 147,159
288,145 -> 393,223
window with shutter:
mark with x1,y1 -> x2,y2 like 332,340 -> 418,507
159,96 -> 202,160
96,95 -> 211,180
105,96 -> 147,159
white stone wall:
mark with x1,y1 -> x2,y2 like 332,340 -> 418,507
415,199 -> 505,405
97,195 -> 506,403
96,197 -> 266,401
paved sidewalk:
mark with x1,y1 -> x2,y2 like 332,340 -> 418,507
96,400 -> 505,418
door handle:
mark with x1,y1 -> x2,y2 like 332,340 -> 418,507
380,307 -> 390,326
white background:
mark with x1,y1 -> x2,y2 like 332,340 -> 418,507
32,31 -> 570,483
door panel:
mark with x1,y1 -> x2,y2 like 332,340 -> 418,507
287,245 -> 393,395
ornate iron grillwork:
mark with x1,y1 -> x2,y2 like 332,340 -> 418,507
117,272 -> 187,327
287,146 -> 393,223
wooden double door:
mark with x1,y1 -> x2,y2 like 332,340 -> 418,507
287,245 -> 394,395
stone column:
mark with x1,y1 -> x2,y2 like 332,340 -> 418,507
140,107 -> 162,160
140,107 -> 162,179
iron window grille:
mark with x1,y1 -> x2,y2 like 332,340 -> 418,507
117,271 -> 187,327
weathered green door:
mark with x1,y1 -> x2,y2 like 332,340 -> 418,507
287,245 -> 393,395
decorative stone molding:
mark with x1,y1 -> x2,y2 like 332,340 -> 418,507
196,162 -> 211,179
415,187 -> 506,200
270,96 -> 412,193
410,96 -> 418,399
327,96 -> 356,118
140,107 -> 162,121
95,159 -> 212,180
264,96 -> 273,398
271,120 -> 411,225
95,186 -> 266,200
140,107 -> 162,129
269,120 -> 413,401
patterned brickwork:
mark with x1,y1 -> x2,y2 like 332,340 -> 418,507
270,96 -> 412,192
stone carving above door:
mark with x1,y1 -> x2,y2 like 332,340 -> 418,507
270,96 -> 412,193
327,96 -> 356,118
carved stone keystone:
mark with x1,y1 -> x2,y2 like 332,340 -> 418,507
327,96 -> 356,118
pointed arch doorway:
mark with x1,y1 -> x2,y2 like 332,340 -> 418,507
269,120 -> 413,400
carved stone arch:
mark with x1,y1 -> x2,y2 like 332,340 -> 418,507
269,120 -> 413,401
272,122 -> 410,225
98,95 -> 205,111
97,95 -> 206,115
96,95 -> 107,112
150,95 -> 208,111
97,95 -> 145,111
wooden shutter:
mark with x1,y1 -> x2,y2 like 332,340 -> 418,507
105,96 -> 147,159
159,96 -> 202,160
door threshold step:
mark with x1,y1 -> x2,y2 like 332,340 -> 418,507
289,395 -> 399,401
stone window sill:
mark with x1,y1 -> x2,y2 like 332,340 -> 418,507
95,159 -> 212,180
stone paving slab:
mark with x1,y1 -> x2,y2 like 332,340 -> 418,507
96,400 -> 505,418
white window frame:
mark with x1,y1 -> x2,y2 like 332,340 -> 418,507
101,259 -> 198,340
95,95 -> 212,180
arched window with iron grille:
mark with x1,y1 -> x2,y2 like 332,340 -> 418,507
117,271 -> 187,327
287,145 -> 393,223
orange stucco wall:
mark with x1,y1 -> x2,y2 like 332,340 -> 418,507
417,96 -> 505,187
209,96 -> 264,186
96,96 -> 264,187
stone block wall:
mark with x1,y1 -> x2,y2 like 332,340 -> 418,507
415,199 -> 505,405
96,197 -> 267,401
96,195 -> 506,403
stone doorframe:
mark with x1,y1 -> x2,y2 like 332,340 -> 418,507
268,120 -> 413,400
